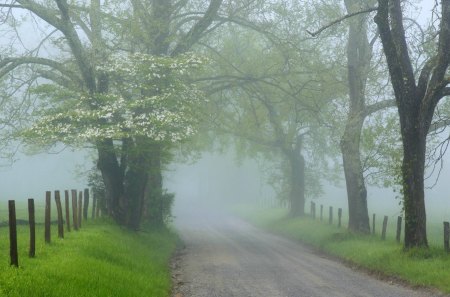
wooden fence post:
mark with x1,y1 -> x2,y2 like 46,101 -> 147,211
329,206 -> 333,225
338,208 -> 342,228
444,221 -> 449,253
9,200 -> 18,267
320,205 -> 323,222
78,191 -> 83,229
372,213 -> 376,235
71,189 -> 78,231
381,215 -> 388,240
396,216 -> 402,242
55,191 -> 64,239
64,190 -> 71,232
91,190 -> 96,219
83,188 -> 89,221
311,202 -> 316,219
28,198 -> 35,258
45,191 -> 51,244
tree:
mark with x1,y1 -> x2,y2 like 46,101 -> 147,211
341,0 -> 395,234
23,53 -> 206,228
0,0 -> 237,229
374,0 -> 450,248
203,25 -> 343,216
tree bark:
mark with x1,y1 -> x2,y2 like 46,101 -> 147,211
96,139 -> 126,224
374,0 -> 450,248
287,135 -> 305,217
288,152 -> 305,217
401,122 -> 428,248
123,138 -> 149,230
341,0 -> 372,234
341,117 -> 370,233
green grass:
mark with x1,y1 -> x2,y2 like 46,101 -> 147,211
234,205 -> 450,294
0,218 -> 177,297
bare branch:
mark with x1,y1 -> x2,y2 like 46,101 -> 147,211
0,56 -> 81,84
172,0 -> 223,55
306,7 -> 377,37
364,99 -> 396,116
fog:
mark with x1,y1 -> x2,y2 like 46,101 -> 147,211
0,148 -> 90,201
167,147 -> 450,225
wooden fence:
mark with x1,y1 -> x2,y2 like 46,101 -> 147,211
6,188 -> 101,267
309,201 -> 450,253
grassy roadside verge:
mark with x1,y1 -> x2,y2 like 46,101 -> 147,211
234,206 -> 450,294
0,218 -> 177,297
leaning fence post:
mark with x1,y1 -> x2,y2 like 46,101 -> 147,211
372,213 -> 376,235
28,198 -> 35,258
338,208 -> 342,228
381,215 -> 388,240
329,206 -> 333,225
396,216 -> 402,242
320,205 -> 323,221
444,221 -> 449,253
45,191 -> 51,244
64,190 -> 71,232
9,200 -> 18,267
78,191 -> 83,229
71,189 -> 78,231
83,188 -> 89,221
55,191 -> 64,239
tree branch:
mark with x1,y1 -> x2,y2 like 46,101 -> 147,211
306,7 -> 377,37
364,99 -> 396,116
0,56 -> 81,83
172,0 -> 223,55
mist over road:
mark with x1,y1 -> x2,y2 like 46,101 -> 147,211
172,208 -> 442,297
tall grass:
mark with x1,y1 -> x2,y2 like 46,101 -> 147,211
0,218 -> 177,297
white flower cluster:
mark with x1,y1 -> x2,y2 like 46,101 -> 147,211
24,53 -> 207,145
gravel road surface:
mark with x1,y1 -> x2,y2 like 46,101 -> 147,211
172,209 -> 444,297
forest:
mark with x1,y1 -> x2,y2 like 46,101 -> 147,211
0,0 -> 448,253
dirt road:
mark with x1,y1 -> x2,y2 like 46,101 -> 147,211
172,209 -> 443,297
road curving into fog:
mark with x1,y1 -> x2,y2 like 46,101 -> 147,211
172,208 -> 446,297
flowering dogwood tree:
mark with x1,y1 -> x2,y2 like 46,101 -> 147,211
20,52 -> 207,229
24,53 -> 206,146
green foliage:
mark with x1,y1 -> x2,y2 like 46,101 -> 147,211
21,53 -> 207,146
200,22 -> 346,203
361,111 -> 403,192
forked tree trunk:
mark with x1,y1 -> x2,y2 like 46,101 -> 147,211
341,0 -> 372,234
372,0 -> 450,248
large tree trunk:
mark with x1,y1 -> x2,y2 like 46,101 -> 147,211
401,117 -> 428,248
123,138 -> 150,230
96,139 -> 126,224
288,136 -> 305,217
341,118 -> 370,233
341,0 -> 372,234
145,143 -> 165,227
288,153 -> 305,217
